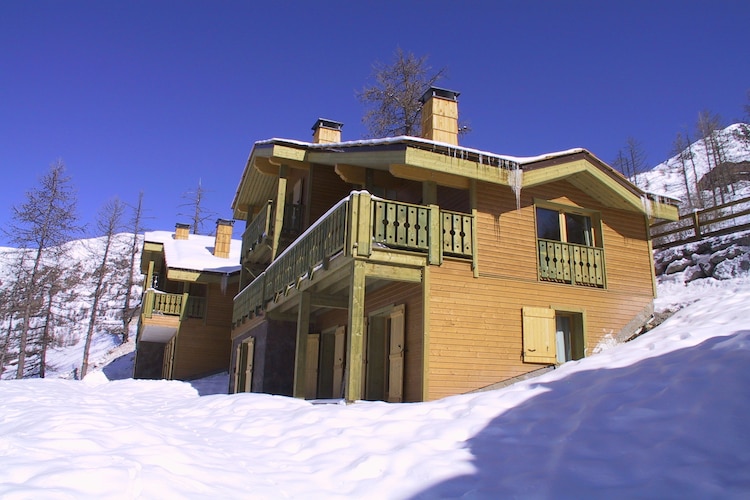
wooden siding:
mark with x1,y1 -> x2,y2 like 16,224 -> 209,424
425,179 -> 656,401
172,322 -> 231,380
308,164 -> 354,223
171,281 -> 236,380
314,280 -> 424,402
426,259 -> 654,400
475,178 -> 654,297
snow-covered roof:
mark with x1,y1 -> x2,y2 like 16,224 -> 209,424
144,231 -> 241,274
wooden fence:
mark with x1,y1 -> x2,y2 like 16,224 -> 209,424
650,195 -> 750,249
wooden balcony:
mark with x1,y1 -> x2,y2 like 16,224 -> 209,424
139,290 -> 189,342
537,239 -> 605,287
233,193 -> 475,326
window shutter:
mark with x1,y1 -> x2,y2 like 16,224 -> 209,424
388,305 -> 406,403
522,306 -> 556,364
332,326 -> 346,398
305,333 -> 320,399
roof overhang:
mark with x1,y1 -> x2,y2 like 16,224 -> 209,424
231,137 -> 680,222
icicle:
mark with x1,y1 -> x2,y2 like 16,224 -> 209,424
641,195 -> 653,218
508,165 -> 523,211
221,274 -> 228,295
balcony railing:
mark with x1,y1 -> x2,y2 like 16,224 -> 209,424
185,296 -> 206,319
142,290 -> 189,318
233,193 -> 475,325
537,239 -> 605,288
241,201 -> 305,264
242,200 -> 273,262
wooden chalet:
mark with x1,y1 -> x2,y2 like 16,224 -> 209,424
134,219 -> 241,380
229,87 -> 679,402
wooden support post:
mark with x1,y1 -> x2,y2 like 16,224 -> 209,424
422,181 -> 437,205
428,204 -> 441,265
355,192 -> 372,258
146,260 -> 155,291
692,211 -> 701,238
345,260 -> 366,401
292,291 -> 311,398
271,169 -> 288,261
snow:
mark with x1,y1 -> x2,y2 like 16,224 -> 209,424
144,231 -> 241,274
2,276 -> 750,498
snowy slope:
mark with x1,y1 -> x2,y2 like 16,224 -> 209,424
637,123 -> 750,202
0,234 -> 142,379
0,274 -> 749,498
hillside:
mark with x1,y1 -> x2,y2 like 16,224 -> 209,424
0,234 -> 143,379
637,122 -> 750,203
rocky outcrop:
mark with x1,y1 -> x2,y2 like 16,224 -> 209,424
654,231 -> 750,283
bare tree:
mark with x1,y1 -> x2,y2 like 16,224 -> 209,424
672,132 -> 696,208
696,110 -> 727,205
5,160 -> 82,378
179,179 -> 215,235
80,198 -> 125,379
613,137 -> 648,187
358,48 -> 446,138
121,191 -> 145,342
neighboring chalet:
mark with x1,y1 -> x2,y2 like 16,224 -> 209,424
229,87 -> 680,402
134,220 -> 241,380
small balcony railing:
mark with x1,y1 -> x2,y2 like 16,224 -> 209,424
233,193 -> 475,326
241,201 -> 305,264
537,239 -> 605,288
185,296 -> 206,319
142,290 -> 189,318
242,200 -> 273,261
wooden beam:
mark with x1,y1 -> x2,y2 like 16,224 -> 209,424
390,163 -> 470,189
272,144 -> 307,162
271,177 -> 287,260
335,163 -> 366,185
292,291 -> 311,398
311,294 -> 349,309
254,156 -> 310,176
363,262 -> 423,283
404,148 -> 507,185
345,260 -> 366,401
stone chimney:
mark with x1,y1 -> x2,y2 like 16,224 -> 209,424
312,118 -> 344,144
175,223 -> 190,240
419,86 -> 460,145
213,219 -> 234,258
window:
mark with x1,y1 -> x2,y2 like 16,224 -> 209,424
522,307 -> 585,365
535,207 -> 594,247
535,203 -> 605,288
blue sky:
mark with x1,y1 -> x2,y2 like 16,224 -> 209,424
1,1 -> 748,244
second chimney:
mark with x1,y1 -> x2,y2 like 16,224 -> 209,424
213,219 -> 234,258
312,118 -> 344,144
420,86 -> 460,145
175,223 -> 190,240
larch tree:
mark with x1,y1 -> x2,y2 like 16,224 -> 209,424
613,137 -> 648,187
358,48 -> 446,138
179,179 -> 216,235
671,131 -> 696,209
696,110 -> 727,205
5,160 -> 82,378
121,191 -> 145,342
80,197 -> 125,379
